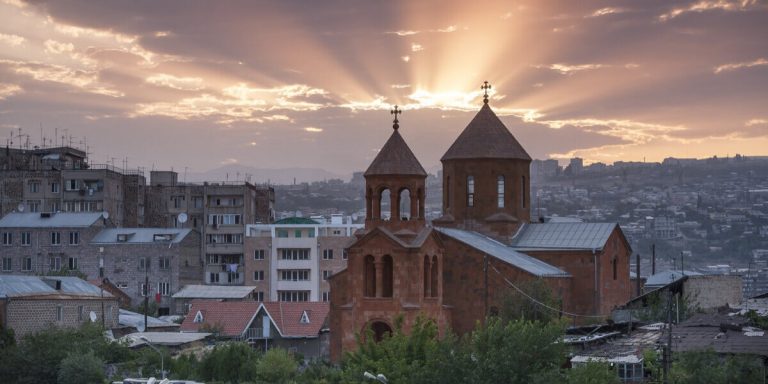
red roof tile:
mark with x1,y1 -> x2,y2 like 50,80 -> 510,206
262,302 -> 330,338
180,300 -> 259,337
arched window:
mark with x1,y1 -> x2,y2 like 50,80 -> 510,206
366,187 -> 372,220
423,255 -> 430,297
399,188 -> 410,220
467,176 -> 475,207
497,175 -> 505,208
380,188 -> 391,220
370,321 -> 392,342
364,255 -> 376,297
382,255 -> 393,298
521,176 -> 526,208
445,176 -> 451,208
430,255 -> 438,297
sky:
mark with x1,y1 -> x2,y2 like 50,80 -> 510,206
0,0 -> 766,179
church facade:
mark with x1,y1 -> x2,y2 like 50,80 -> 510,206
329,93 -> 632,361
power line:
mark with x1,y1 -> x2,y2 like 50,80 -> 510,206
489,262 -> 606,319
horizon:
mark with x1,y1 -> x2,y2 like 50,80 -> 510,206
1,0 -> 766,175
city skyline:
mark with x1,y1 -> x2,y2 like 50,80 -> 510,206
0,0 -> 766,177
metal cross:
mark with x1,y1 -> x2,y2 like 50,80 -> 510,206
481,81 -> 491,104
390,105 -> 401,130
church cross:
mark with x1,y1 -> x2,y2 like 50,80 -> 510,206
481,81 -> 491,104
391,105 -> 402,130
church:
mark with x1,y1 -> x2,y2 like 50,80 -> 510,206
328,84 -> 632,361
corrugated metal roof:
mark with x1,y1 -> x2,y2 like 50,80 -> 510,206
435,227 -> 570,277
119,309 -> 178,328
0,275 -> 111,298
91,228 -> 193,244
122,331 -> 211,347
0,212 -> 103,228
510,223 -> 618,250
172,284 -> 256,299
644,270 -> 702,287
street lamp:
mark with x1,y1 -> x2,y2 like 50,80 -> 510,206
363,371 -> 388,383
138,335 -> 165,380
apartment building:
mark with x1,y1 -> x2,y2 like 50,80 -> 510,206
0,146 -> 146,227
245,215 -> 362,302
144,171 -> 275,286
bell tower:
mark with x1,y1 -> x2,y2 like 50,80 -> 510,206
364,106 -> 427,233
435,82 -> 531,239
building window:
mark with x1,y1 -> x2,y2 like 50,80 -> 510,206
364,255 -> 376,297
497,176 -> 505,208
2,257 -> 11,271
28,200 -> 40,212
51,182 -> 60,193
209,272 -> 220,283
158,257 -> 170,270
68,257 -> 78,270
342,249 -> 348,260
51,232 -> 61,246
207,233 -> 243,244
446,176 -> 451,208
49,201 -> 60,212
323,249 -> 334,260
279,269 -> 310,281
171,195 -> 184,209
521,176 -> 526,208
277,229 -> 288,238
78,305 -> 84,321
207,214 -> 241,226
254,249 -> 265,260
294,230 -> 302,238
278,290 -> 309,302
158,282 -> 170,296
279,248 -> 310,260
254,270 -> 264,281
107,305 -> 113,322
323,270 -> 332,280
28,181 -> 40,193
69,231 -> 79,245
192,196 -> 204,208
22,257 -> 32,271
50,256 -> 61,271
613,258 -> 618,280
139,257 -> 149,271
21,232 -> 31,246
322,291 -> 330,302
467,176 -> 475,207
140,283 -> 149,297
56,305 -> 63,322
65,179 -> 78,191
255,291 -> 264,301
2,232 -> 12,245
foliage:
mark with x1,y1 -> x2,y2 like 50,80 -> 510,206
136,300 -> 159,318
198,342 -> 259,383
169,352 -> 199,380
669,350 -> 764,384
745,309 -> 768,329
0,327 -> 15,350
566,362 -> 620,384
500,278 -> 560,323
57,352 -> 106,384
297,360 -> 343,384
255,348 -> 297,384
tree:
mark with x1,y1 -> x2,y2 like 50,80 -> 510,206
198,342 -> 259,383
566,362 -> 620,384
500,278 -> 560,323
669,350 -> 764,384
58,352 -> 105,384
256,348 -> 297,384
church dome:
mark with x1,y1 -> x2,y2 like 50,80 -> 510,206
441,103 -> 531,161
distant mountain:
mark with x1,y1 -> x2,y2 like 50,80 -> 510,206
185,164 -> 348,185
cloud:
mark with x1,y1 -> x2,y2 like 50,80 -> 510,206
304,126 -> 323,133
0,83 -> 22,99
386,30 -> 419,36
220,158 -> 238,165
386,25 -> 458,37
391,84 -> 411,89
534,63 -> 608,75
0,33 -> 25,46
588,7 -> 627,17
659,0 -> 764,21
145,73 -> 205,91
340,96 -> 389,111
401,55 -> 410,62
411,43 -> 424,52
713,57 -> 768,74
44,39 -> 75,54
539,118 -> 686,145
0,59 -> 123,97
745,119 -> 766,126
436,25 -> 457,33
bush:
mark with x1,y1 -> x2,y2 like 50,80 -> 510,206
58,352 -> 106,384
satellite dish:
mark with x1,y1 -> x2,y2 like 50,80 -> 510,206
178,212 -> 188,224
137,320 -> 146,333
89,311 -> 97,322
17,203 -> 24,212
102,211 -> 110,220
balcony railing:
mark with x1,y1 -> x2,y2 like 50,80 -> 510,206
241,327 -> 269,340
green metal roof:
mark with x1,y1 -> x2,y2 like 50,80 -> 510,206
274,217 -> 319,225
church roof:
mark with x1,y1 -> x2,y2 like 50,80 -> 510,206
510,223 -> 619,251
364,129 -> 427,177
441,103 -> 531,161
435,227 -> 570,278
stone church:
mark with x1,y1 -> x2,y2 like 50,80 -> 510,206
328,89 -> 632,361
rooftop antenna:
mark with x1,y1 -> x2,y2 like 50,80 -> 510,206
184,167 -> 188,183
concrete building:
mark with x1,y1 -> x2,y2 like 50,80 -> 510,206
0,275 -> 119,340
245,215 -> 362,302
0,212 -> 202,314
0,146 -> 146,227
144,171 -> 275,287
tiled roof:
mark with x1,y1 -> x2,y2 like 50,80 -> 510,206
180,300 -> 259,337
441,103 -> 531,161
435,227 -> 570,278
510,223 -> 618,251
0,212 -> 103,228
0,275 -> 113,299
672,314 -> 768,357
172,285 -> 256,299
364,129 -> 427,176
262,302 -> 330,338
91,228 -> 193,244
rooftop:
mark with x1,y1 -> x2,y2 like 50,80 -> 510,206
172,285 -> 256,299
274,217 -> 320,225
510,222 -> 619,251
644,270 -> 703,287
441,103 -> 531,161
0,212 -> 104,228
0,275 -> 113,299
364,129 -> 427,177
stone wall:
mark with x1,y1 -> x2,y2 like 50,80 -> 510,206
4,296 -> 119,340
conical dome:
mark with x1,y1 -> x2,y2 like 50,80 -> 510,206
364,130 -> 427,176
441,103 -> 531,161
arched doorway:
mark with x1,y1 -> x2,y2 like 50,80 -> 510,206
370,321 -> 393,342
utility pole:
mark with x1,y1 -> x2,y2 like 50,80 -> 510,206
652,243 -> 656,275
663,279 -> 674,384
144,257 -> 149,330
483,254 -> 488,321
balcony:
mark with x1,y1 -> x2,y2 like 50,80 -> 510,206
240,327 -> 270,341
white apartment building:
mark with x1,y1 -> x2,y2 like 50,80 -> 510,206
245,214 -> 363,302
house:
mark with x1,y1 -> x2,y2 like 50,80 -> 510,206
180,300 -> 330,360
0,275 -> 119,340
171,284 -> 258,315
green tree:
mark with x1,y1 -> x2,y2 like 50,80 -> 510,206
198,342 -> 259,383
670,350 -> 764,384
256,348 -> 297,384
566,362 -> 620,384
170,353 -> 200,381
57,352 -> 106,384
500,278 -> 560,323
